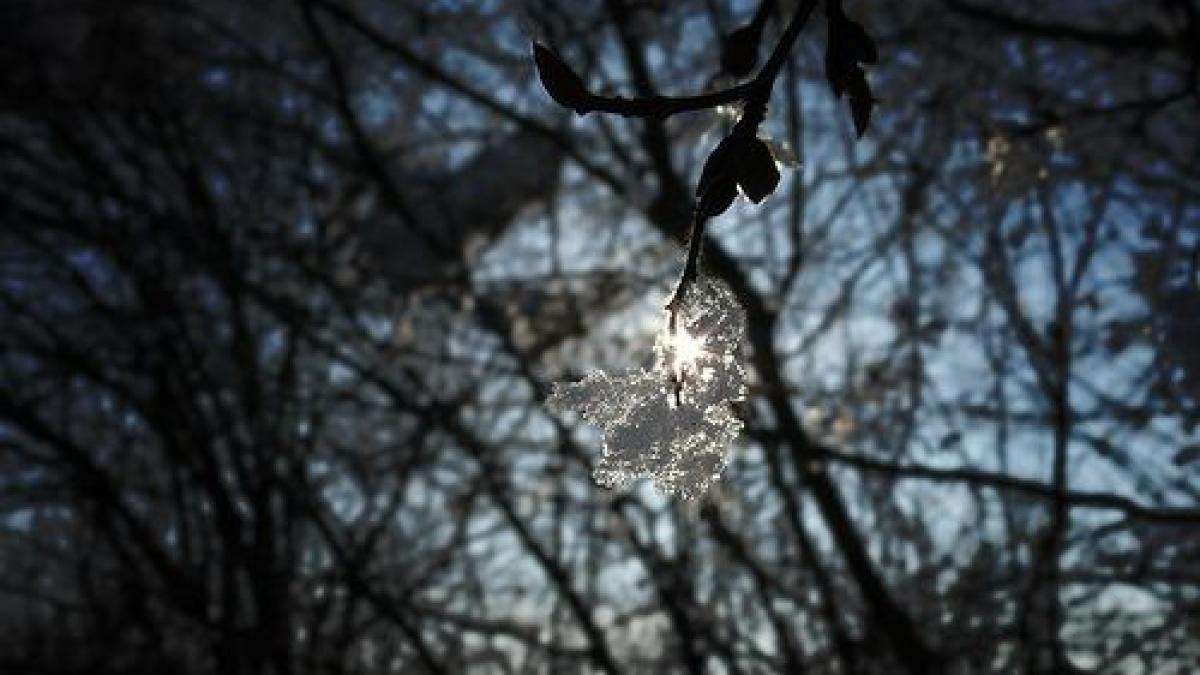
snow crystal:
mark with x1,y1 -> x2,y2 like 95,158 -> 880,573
548,278 -> 747,499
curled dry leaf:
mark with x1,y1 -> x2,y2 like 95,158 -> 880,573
721,23 -> 764,77
824,5 -> 878,137
696,127 -> 782,216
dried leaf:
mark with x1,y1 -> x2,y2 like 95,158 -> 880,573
698,178 -> 738,218
737,137 -> 780,203
532,43 -> 592,114
721,0 -> 773,77
824,7 -> 878,138
696,130 -> 782,214
842,16 -> 878,65
696,134 -> 743,217
721,23 -> 763,77
846,72 -> 874,138
697,134 -> 739,197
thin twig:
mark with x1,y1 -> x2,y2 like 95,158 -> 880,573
573,0 -> 817,121
661,0 -> 819,324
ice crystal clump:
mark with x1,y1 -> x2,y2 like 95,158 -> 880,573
548,278 -> 747,499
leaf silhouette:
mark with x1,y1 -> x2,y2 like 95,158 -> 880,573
841,15 -> 878,66
721,23 -> 764,77
696,127 -> 781,215
698,178 -> 739,217
721,0 -> 776,77
696,133 -> 743,216
846,71 -> 874,137
532,43 -> 593,113
737,137 -> 780,203
824,6 -> 878,138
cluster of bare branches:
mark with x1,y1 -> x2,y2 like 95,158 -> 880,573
1,0 -> 1197,673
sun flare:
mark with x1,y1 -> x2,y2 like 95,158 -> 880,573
668,324 -> 707,378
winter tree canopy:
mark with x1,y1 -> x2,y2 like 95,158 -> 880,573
1,0 -> 1198,673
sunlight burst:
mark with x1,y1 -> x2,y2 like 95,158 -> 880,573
667,323 -> 708,380
547,278 -> 747,498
